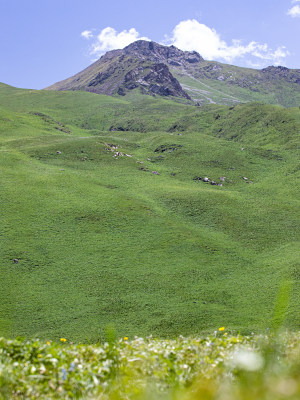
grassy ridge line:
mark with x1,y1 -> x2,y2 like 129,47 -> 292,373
0,85 -> 299,341
173,61 -> 300,107
0,332 -> 300,399
1,84 -> 299,148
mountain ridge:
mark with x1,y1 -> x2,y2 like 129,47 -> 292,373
46,40 -> 300,107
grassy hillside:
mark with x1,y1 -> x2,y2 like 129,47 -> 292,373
172,62 -> 300,107
0,84 -> 299,342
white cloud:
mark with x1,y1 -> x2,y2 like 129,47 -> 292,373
81,30 -> 93,40
90,27 -> 150,56
287,4 -> 300,17
82,20 -> 289,67
167,19 -> 289,66
291,0 -> 300,3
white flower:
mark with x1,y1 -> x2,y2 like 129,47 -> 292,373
232,350 -> 264,371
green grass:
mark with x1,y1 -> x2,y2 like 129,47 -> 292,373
0,84 -> 299,342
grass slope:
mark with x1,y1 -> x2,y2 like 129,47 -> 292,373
172,62 -> 300,106
0,84 -> 299,342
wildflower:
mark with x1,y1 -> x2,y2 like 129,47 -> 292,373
60,338 -> 67,343
61,367 -> 67,381
46,341 -> 51,345
124,337 -> 128,341
219,327 -> 225,331
224,332 -> 228,337
232,350 -> 264,371
69,362 -> 75,372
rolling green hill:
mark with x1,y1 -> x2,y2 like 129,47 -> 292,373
0,83 -> 299,342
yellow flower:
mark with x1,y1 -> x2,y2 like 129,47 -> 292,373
219,327 -> 225,331
46,341 -> 51,345
224,332 -> 228,337
60,338 -> 67,342
124,337 -> 128,341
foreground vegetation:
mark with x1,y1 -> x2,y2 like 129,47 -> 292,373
0,331 -> 300,399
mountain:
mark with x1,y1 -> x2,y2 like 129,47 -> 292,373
46,40 -> 300,107
46,41 -> 200,100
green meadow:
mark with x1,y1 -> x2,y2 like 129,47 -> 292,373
0,83 -> 299,342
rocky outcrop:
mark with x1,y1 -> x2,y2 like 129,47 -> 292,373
261,66 -> 300,84
123,40 -> 204,67
121,63 -> 191,99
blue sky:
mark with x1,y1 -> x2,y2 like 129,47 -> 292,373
1,0 -> 299,89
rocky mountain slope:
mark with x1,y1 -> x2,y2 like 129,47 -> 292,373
46,41 -> 200,100
46,40 -> 300,106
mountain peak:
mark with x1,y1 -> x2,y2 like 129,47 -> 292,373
123,40 -> 204,66
46,40 -> 195,100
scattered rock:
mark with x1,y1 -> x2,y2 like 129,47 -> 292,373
13,258 -> 19,264
243,177 -> 248,180
154,144 -> 182,153
152,171 -> 160,175
171,173 -> 176,176
109,126 -> 126,132
105,143 -> 119,149
193,175 -> 225,186
56,151 -> 62,154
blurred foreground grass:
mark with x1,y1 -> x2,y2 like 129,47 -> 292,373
0,331 -> 299,399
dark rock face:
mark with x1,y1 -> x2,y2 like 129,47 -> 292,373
123,41 -> 204,66
119,62 -> 191,99
261,66 -> 300,84
88,70 -> 115,87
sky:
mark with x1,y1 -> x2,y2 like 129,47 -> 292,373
0,0 -> 299,89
